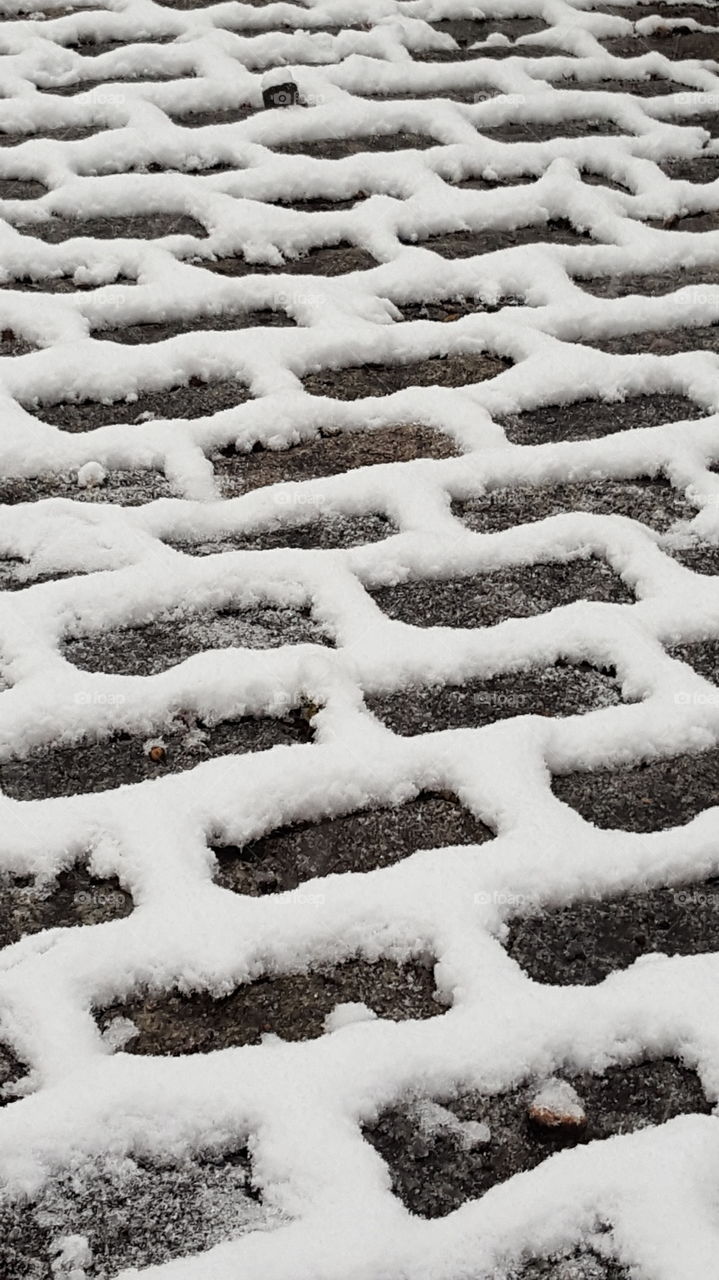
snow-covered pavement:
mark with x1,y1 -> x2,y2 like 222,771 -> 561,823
0,0 -> 718,1276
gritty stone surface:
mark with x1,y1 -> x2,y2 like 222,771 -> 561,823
0,326 -> 36,356
670,542 -> 719,575
0,557 -> 80,590
0,468 -> 171,505
365,664 -> 626,735
507,874 -> 719,985
212,790 -> 493,897
166,102 -> 256,127
552,745 -> 719,832
454,476 -> 695,533
499,393 -> 706,445
302,352 -> 510,399
213,424 -> 458,495
480,118 -> 623,141
603,31 -> 719,59
369,558 -> 633,630
12,213 -> 205,242
0,1037 -> 26,1106
0,864 -> 132,950
24,376 -> 250,430
645,211 -> 719,233
546,75 -> 688,95
660,155 -> 719,183
63,604 -> 333,676
0,1149 -> 270,1279
397,293 -> 527,321
589,324 -> 719,356
98,957 -> 442,1053
199,242 -> 378,279
668,637 -> 719,683
36,69 -> 183,96
92,306 -> 295,344
400,219 -> 590,256
576,264 -> 719,298
364,1058 -> 710,1218
451,172 -> 537,192
0,176 -> 47,198
275,131 -> 437,158
0,123 -> 107,146
0,711 -> 315,801
168,512 -> 396,555
0,271 -> 135,294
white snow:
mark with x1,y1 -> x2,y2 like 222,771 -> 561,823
529,1078 -> 587,1125
0,0 -> 717,1277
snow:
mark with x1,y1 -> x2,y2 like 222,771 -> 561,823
0,0 -> 718,1276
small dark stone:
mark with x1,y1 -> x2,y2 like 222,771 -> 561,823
262,81 -> 300,110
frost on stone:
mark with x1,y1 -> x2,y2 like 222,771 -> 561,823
528,1079 -> 587,1130
413,1099 -> 491,1149
323,1001 -> 378,1033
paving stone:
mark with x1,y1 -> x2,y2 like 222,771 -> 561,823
63,603 -> 333,676
397,293 -> 526,321
24,376 -> 250,431
499,392 -> 707,445
302,351 -> 510,399
576,263 -> 719,298
507,873 -> 719,986
0,177 -> 47,199
0,271 -> 135,294
416,39 -> 566,63
13,212 -> 205,242
660,155 -> 719,183
60,36 -> 173,55
97,956 -> 441,1054
0,469 -> 171,505
364,1059 -> 709,1218
275,131 -> 437,158
454,476 -> 694,533
357,85 -> 499,103
0,1036 -> 26,1106
449,172 -> 537,192
579,169 -> 632,191
0,863 -> 132,950
547,75 -> 688,95
668,636 -> 719,682
262,192 -> 369,212
213,424 -> 458,496
519,1253 -> 628,1280
479,118 -> 624,141
0,1148 -> 267,1280
0,710 -> 316,801
664,109 -> 719,137
365,663 -> 626,736
645,209 -> 719,233
589,323 -> 719,355
369,558 -> 633,631
600,3 -> 717,20
0,123 -> 105,146
414,16 -> 552,63
0,4 -> 107,17
0,325 -> 36,355
0,556 -> 81,590
92,305 -> 295,344
166,102 -> 256,127
400,219 -> 591,257
552,744 -> 719,831
212,790 -> 493,897
670,541 -> 719,575
199,242 -> 379,279
602,31 -> 719,59
169,512 -> 396,555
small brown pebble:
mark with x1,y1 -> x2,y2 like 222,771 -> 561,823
528,1079 -> 587,1131
148,745 -> 166,763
